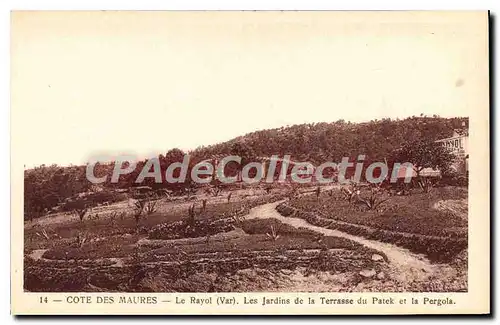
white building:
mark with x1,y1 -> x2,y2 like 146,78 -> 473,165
435,129 -> 469,174
436,130 -> 469,157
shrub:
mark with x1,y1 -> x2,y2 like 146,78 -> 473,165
144,200 -> 158,215
357,187 -> 391,211
440,174 -> 468,187
148,219 -> 235,240
73,207 -> 89,222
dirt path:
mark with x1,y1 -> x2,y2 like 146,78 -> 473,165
245,201 -> 442,286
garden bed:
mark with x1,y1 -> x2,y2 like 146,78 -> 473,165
276,202 -> 467,263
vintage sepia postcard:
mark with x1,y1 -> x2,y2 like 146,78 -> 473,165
11,11 -> 490,315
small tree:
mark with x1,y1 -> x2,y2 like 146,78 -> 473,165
230,142 -> 256,182
394,138 -> 454,179
133,200 -> 146,225
187,203 -> 196,226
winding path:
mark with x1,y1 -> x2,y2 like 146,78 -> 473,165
245,201 -> 442,285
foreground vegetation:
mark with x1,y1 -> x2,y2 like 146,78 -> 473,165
25,190 -> 391,292
278,186 -> 467,263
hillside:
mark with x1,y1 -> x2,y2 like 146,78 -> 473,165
24,115 -> 468,219
191,116 -> 468,164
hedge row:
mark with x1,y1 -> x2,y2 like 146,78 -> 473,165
148,218 -> 236,240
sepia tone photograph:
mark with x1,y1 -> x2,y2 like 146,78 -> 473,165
10,10 -> 489,314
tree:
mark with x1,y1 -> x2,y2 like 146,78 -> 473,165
159,148 -> 186,192
24,164 -> 91,220
394,138 -> 455,178
230,142 -> 256,181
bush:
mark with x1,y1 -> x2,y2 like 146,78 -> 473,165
62,191 -> 119,211
440,174 -> 468,187
148,219 -> 235,240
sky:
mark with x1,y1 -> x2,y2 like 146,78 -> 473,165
11,11 -> 488,167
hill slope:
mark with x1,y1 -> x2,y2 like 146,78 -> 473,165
192,116 -> 468,164
24,115 -> 468,219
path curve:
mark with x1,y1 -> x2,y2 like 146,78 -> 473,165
245,201 -> 439,285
